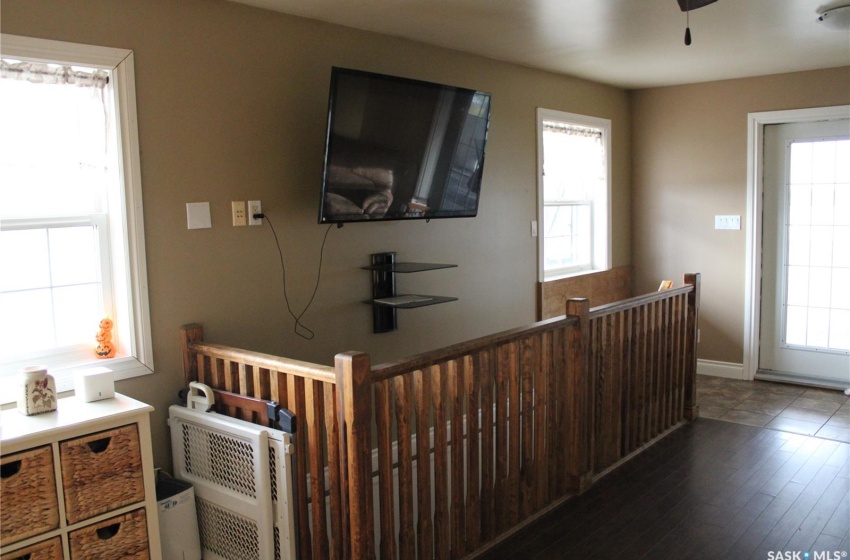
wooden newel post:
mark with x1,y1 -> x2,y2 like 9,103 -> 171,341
565,298 -> 592,493
180,323 -> 204,385
335,351 -> 376,560
684,273 -> 701,421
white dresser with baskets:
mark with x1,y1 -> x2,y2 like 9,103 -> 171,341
0,394 -> 161,560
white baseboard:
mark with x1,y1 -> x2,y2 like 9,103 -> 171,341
697,359 -> 745,380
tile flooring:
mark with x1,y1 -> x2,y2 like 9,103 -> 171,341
697,374 -> 850,443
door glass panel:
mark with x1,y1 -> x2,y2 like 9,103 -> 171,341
783,139 -> 850,353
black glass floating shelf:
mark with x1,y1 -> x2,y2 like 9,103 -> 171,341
362,262 -> 458,273
366,295 -> 459,309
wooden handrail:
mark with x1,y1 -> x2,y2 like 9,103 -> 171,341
186,340 -> 336,384
589,284 -> 693,318
371,314 -> 577,382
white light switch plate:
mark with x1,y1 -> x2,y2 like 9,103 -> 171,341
714,215 -> 741,230
187,202 -> 212,229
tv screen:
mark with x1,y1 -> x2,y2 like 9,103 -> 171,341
318,67 -> 492,224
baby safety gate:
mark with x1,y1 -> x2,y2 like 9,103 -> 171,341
169,400 -> 297,560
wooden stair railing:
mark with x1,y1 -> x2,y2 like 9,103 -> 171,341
180,272 -> 701,560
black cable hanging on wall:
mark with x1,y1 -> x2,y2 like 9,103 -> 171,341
259,212 -> 333,340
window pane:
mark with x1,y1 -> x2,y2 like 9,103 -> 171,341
785,305 -> 808,346
835,184 -> 850,226
0,289 -> 55,357
0,74 -> 106,220
830,309 -> 850,350
789,142 -> 812,185
832,270 -> 850,310
809,226 -> 833,267
0,229 -> 50,292
810,184 -> 834,226
785,265 -> 808,307
787,226 -> 810,266
542,126 -> 603,202
544,204 -> 591,271
833,226 -> 850,267
807,267 -> 831,309
834,140 -> 850,182
806,307 -> 830,348
811,141 -> 837,185
49,226 -> 98,286
53,284 -> 101,347
788,184 -> 811,225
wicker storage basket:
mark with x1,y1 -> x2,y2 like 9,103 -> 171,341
68,508 -> 149,560
60,424 -> 145,524
1,536 -> 63,560
0,446 -> 60,546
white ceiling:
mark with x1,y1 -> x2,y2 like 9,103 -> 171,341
228,0 -> 850,89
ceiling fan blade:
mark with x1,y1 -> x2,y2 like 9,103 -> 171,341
677,0 -> 718,11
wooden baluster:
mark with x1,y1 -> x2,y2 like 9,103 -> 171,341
612,311 -> 624,462
197,355 -> 208,386
545,327 -> 568,502
672,294 -> 684,422
591,316 -> 604,475
236,361 -> 250,421
464,354 -> 481,552
414,368 -> 434,560
603,313 -> 616,469
374,379 -> 396,560
566,298 -> 591,492
519,336 -> 536,520
432,364 -> 450,560
631,306 -> 644,451
323,384 -> 343,560
478,349 -> 495,542
621,309 -> 636,456
393,375 -> 416,560
306,380 -> 329,560
651,300 -> 661,438
448,359 -> 466,558
663,298 -> 672,429
533,332 -> 549,510
494,344 -> 510,532
288,374 -> 312,560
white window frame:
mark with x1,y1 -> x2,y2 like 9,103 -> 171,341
0,34 -> 152,398
536,108 -> 612,281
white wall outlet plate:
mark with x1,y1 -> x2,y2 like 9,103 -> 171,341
232,201 -> 247,226
714,215 -> 741,230
248,200 -> 262,226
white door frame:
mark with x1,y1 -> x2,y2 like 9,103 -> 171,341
743,105 -> 850,381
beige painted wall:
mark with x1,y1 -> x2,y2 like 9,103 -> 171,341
1,0 -> 631,466
631,67 -> 850,365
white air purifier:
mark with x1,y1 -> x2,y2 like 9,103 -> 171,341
157,477 -> 202,560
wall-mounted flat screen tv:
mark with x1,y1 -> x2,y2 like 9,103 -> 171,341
318,67 -> 492,224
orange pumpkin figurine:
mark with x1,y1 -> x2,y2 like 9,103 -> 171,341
95,317 -> 116,358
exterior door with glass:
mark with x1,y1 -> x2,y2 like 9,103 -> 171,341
758,119 -> 850,388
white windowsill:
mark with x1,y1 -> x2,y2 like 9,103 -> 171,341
543,267 -> 607,283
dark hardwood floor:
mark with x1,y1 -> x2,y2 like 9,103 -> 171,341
478,418 -> 850,560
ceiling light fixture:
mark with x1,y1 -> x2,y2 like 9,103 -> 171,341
817,5 -> 850,30
677,0 -> 719,46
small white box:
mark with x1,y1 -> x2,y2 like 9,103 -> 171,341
74,368 -> 115,402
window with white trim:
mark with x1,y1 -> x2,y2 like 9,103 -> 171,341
537,108 -> 611,280
0,34 -> 152,397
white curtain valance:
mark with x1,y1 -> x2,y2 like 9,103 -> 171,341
542,121 -> 602,139
0,60 -> 108,88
